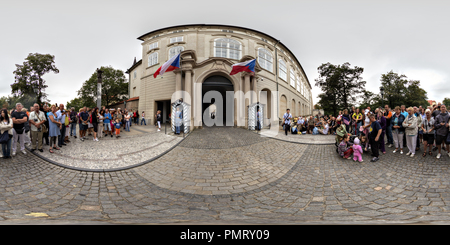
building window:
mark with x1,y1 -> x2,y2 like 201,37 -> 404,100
170,36 -> 183,43
279,59 -> 287,81
297,77 -> 301,93
290,69 -> 296,88
148,52 -> 158,67
214,38 -> 241,60
169,46 -> 184,58
258,48 -> 273,72
148,42 -> 158,50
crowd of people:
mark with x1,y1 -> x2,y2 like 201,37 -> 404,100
282,103 -> 450,162
0,102 -> 157,158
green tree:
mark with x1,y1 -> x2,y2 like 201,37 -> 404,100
359,90 -> 382,110
443,97 -> 450,107
379,71 -> 407,108
403,80 -> 428,108
315,62 -> 366,115
380,71 -> 428,108
77,66 -> 128,108
12,53 -> 59,105
66,97 -> 89,112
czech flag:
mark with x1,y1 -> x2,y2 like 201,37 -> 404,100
229,59 -> 256,75
153,53 -> 181,78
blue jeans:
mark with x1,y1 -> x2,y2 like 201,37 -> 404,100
141,118 -> 146,125
70,123 -> 77,136
2,137 -> 11,157
126,120 -> 130,131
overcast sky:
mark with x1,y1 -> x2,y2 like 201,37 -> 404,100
1,0 -> 449,108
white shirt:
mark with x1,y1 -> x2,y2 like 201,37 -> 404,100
283,113 -> 292,124
322,124 -> 329,134
29,111 -> 46,131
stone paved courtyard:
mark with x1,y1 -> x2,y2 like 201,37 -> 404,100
1,126 -> 450,224
29,124 -> 183,171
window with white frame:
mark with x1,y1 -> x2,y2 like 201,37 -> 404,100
290,69 -> 296,88
279,59 -> 287,81
170,36 -> 183,43
214,38 -> 241,60
148,52 -> 158,67
148,42 -> 158,50
169,46 -> 184,59
258,48 -> 273,72
297,76 -> 301,93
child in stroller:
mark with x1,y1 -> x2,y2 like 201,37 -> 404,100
335,124 -> 357,153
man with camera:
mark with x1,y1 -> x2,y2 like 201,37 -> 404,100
29,103 -> 46,152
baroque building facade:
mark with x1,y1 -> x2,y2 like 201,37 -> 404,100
126,24 -> 313,129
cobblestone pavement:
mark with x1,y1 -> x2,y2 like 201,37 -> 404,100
257,128 -> 336,145
2,126 -> 450,224
29,124 -> 182,171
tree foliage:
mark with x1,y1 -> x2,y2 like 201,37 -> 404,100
443,97 -> 450,108
11,53 -> 59,105
77,66 -> 128,108
66,97 -> 92,112
379,71 -> 428,108
315,62 -> 366,115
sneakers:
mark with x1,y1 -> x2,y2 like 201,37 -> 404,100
400,150 -> 403,154
437,153 -> 441,159
21,150 -> 27,155
406,152 -> 411,156
388,144 -> 393,148
370,157 -> 379,162
410,153 -> 415,158
157,129 -> 161,131
12,151 -> 16,157
393,149 -> 398,153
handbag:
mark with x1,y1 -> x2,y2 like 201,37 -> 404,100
0,131 -> 9,144
36,112 -> 48,133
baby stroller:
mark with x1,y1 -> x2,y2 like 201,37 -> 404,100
335,124 -> 357,153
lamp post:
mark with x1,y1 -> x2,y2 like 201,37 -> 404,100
97,68 -> 103,109
380,86 -> 385,107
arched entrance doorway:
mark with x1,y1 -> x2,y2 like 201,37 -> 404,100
202,75 -> 234,126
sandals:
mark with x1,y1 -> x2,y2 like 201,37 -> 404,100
422,152 -> 427,157
429,151 -> 432,156
49,149 -> 54,153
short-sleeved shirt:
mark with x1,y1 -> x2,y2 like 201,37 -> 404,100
283,113 -> 292,125
369,120 -> 382,139
80,111 -> 89,123
11,111 -> 27,133
29,111 -> 46,131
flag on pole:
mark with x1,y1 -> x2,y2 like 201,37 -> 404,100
229,59 -> 256,75
153,53 -> 181,78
